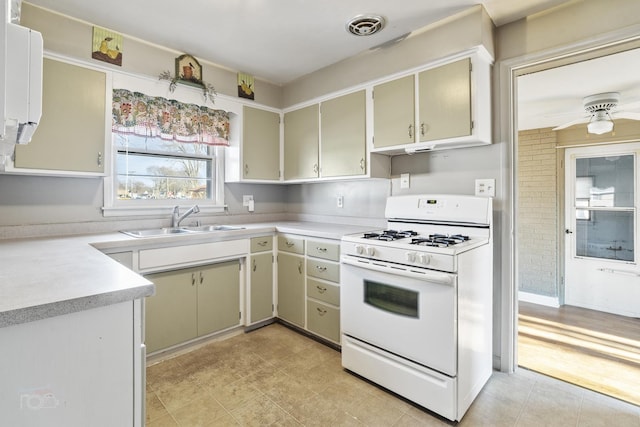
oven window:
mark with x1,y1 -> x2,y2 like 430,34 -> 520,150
364,280 -> 419,318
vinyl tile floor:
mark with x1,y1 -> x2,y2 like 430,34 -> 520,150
146,323 -> 640,426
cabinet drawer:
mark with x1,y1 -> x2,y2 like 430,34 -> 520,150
307,300 -> 340,343
306,259 -> 339,283
278,235 -> 304,254
307,240 -> 340,261
250,236 -> 273,252
307,278 -> 339,306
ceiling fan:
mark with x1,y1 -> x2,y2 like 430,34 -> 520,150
552,92 -> 640,134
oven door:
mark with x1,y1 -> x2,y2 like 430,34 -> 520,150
341,256 -> 457,376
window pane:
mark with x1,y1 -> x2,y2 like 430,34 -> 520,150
575,210 -> 634,262
116,152 -> 211,200
575,155 -> 634,208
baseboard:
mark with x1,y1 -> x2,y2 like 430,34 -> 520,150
518,291 -> 560,307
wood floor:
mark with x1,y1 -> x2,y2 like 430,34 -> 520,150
518,301 -> 640,406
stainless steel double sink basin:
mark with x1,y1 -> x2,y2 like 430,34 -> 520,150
121,225 -> 244,238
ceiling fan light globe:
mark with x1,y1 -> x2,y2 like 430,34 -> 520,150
587,119 -> 614,135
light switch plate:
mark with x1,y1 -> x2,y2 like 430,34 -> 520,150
400,173 -> 410,189
242,195 -> 253,206
475,179 -> 495,197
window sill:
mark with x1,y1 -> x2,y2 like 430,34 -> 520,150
102,204 -> 227,218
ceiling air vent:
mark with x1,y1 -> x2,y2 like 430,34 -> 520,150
346,14 -> 386,36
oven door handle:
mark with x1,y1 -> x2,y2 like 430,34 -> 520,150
341,257 -> 454,285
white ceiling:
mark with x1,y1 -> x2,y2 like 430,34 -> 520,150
23,0 -> 569,85
518,48 -> 640,130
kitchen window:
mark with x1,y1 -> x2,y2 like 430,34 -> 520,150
103,88 -> 229,216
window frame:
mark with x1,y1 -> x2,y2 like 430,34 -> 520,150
102,72 -> 234,217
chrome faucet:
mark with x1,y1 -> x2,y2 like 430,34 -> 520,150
171,205 -> 200,228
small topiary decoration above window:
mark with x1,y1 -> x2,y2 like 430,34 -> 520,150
159,54 -> 217,104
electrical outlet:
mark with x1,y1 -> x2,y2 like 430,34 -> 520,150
400,173 -> 410,189
475,179 -> 495,197
336,195 -> 344,208
242,195 -> 253,206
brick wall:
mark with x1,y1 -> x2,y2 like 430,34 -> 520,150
517,128 -> 558,297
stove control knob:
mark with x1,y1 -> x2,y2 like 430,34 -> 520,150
418,253 -> 431,265
366,246 -> 376,257
355,244 -> 365,255
406,252 -> 417,262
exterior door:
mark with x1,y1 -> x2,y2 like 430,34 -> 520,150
564,142 -> 640,317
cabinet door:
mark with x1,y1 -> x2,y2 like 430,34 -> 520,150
14,58 -> 106,173
277,252 -> 305,327
243,106 -> 280,180
373,75 -> 415,148
144,268 -> 198,353
418,58 -> 471,142
284,104 -> 319,180
197,261 -> 240,336
320,90 -> 366,177
250,252 -> 274,323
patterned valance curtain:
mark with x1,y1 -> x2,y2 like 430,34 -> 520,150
112,89 -> 229,146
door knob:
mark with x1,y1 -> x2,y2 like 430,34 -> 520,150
565,229 -> 573,234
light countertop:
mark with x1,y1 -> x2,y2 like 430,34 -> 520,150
0,221 -> 377,328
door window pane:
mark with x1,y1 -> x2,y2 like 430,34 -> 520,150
575,155 -> 634,208
575,211 -> 634,261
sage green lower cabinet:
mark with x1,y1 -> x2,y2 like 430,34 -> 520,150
277,252 -> 305,327
145,261 -> 241,353
307,299 -> 340,343
144,268 -> 198,353
250,251 -> 274,323
197,261 -> 241,336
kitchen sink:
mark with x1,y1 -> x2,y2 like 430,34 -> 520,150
120,225 -> 244,238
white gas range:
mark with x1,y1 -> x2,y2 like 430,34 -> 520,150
340,194 -> 493,422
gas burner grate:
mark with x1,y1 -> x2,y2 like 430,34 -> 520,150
363,230 -> 417,241
411,234 -> 470,247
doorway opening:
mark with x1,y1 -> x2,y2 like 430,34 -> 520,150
515,50 -> 640,406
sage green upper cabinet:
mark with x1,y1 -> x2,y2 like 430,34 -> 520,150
418,58 -> 471,142
14,58 -> 107,174
320,90 -> 366,178
242,106 -> 280,180
373,75 -> 415,149
284,104 -> 319,180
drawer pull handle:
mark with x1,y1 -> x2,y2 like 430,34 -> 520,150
298,261 -> 303,274
316,307 -> 327,316
199,271 -> 204,284
316,266 -> 327,272
191,273 -> 196,286
285,241 -> 295,247
258,240 -> 268,246
316,285 -> 327,293
252,259 -> 257,272
316,247 -> 327,252
408,124 -> 413,139
244,163 -> 249,176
